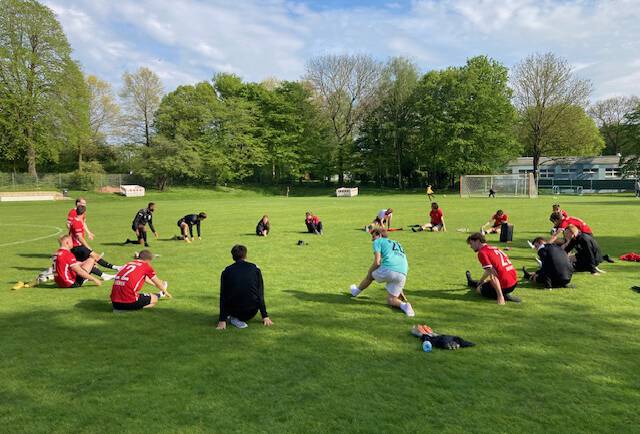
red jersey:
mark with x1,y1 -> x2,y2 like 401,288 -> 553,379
110,260 -> 157,303
559,216 -> 592,234
54,248 -> 78,288
430,208 -> 443,225
67,208 -> 85,226
492,213 -> 508,227
306,215 -> 320,225
69,218 -> 85,247
559,209 -> 568,219
477,244 -> 517,289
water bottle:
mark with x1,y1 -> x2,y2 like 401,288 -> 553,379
422,340 -> 432,352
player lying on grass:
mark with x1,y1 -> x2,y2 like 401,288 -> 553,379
124,203 -> 157,247
256,215 -> 270,236
465,232 -> 520,304
481,209 -> 507,234
563,224 -> 607,275
217,245 -> 273,329
69,205 -> 119,279
53,235 -> 103,288
523,237 -> 573,288
175,212 -> 207,243
350,227 -> 415,317
305,212 -> 323,235
412,202 -> 446,232
67,197 -> 94,240
110,250 -> 171,311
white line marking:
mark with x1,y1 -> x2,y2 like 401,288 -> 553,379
0,224 -> 64,247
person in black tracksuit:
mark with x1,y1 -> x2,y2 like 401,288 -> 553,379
124,203 -> 157,247
523,237 -> 573,288
216,245 -> 273,329
563,225 -> 604,274
176,212 -> 207,242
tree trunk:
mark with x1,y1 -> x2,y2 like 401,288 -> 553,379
394,130 -> 402,189
532,152 -> 540,182
27,143 -> 37,178
337,145 -> 344,185
144,113 -> 150,147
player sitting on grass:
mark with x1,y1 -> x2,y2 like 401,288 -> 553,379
256,215 -> 270,236
481,209 -> 507,234
305,212 -> 323,235
69,206 -> 119,279
522,237 -> 573,288
124,203 -> 157,247
349,227 -> 415,317
175,212 -> 207,243
562,224 -> 606,275
412,202 -> 446,232
53,235 -> 103,288
216,245 -> 273,329
67,197 -> 94,240
110,250 -> 171,311
465,232 -> 520,304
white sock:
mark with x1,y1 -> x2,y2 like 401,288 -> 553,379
400,302 -> 407,311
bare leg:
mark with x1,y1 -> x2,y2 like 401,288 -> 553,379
387,294 -> 403,308
80,257 -> 96,274
357,271 -> 374,291
181,223 -> 190,241
143,293 -> 159,309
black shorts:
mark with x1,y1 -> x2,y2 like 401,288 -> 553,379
112,294 -> 152,310
480,282 -> 516,299
69,276 -> 86,288
536,272 -> 571,288
71,246 -> 92,261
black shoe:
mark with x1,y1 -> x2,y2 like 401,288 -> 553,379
504,293 -> 521,303
603,254 -> 615,263
144,243 -> 150,247
522,266 -> 531,280
465,270 -> 472,285
411,227 -> 417,232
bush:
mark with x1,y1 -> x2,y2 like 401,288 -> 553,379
70,161 -> 105,190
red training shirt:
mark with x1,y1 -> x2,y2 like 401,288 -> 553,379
54,248 -> 78,288
477,244 -> 517,289
306,215 -> 320,225
69,218 -> 85,247
492,213 -> 508,227
559,216 -> 592,234
111,260 -> 157,303
67,208 -> 86,226
430,208 -> 443,225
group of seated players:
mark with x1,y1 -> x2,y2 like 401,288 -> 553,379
23,195 -> 616,328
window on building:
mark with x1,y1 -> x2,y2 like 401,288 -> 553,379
560,168 -> 577,174
583,168 -> 598,175
605,168 -> 621,178
539,169 -> 554,179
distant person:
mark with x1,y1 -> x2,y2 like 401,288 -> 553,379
426,185 -> 435,202
69,205 -> 119,279
256,215 -> 270,237
125,203 -> 157,247
110,250 -> 171,311
488,187 -> 496,198
305,212 -> 323,235
67,197 -> 94,240
481,209 -> 508,234
522,237 -> 573,288
374,208 -> 394,229
563,225 -> 605,275
53,235 -> 103,288
635,179 -> 640,198
349,227 -> 415,317
175,212 -> 207,243
465,232 -> 520,304
413,202 -> 446,232
216,245 -> 273,329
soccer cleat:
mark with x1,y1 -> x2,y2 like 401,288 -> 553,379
401,302 -> 415,317
411,227 -> 417,232
465,270 -> 472,285
350,284 -> 361,297
480,228 -> 486,235
102,273 -> 116,281
12,281 -> 25,290
603,254 -> 615,263
522,267 -> 532,280
228,317 -> 248,329
632,286 -> 640,293
504,293 -> 522,303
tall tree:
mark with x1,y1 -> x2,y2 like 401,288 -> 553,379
305,54 -> 382,184
588,96 -> 639,155
0,0 -> 77,176
87,75 -> 121,147
511,52 -> 592,179
120,67 -> 163,146
619,103 -> 640,176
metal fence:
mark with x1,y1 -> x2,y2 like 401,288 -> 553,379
0,173 -> 139,191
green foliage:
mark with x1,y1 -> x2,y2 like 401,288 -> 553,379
135,135 -> 202,191
619,104 -> 640,176
70,160 -> 104,190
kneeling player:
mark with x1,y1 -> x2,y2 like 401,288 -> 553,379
176,212 -> 207,243
110,250 -> 171,311
53,235 -> 103,288
305,212 -> 324,235
522,237 -> 573,288
481,209 -> 507,234
549,212 -> 592,243
563,225 -> 605,275
349,228 -> 415,316
413,202 -> 446,232
256,215 -> 270,236
125,203 -> 157,247
465,232 -> 520,304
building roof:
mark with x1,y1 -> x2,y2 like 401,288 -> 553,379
507,156 -> 622,166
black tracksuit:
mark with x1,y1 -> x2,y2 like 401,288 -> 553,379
565,233 -> 603,273
536,244 -> 573,287
218,260 -> 268,322
178,214 -> 201,238
132,208 -> 155,233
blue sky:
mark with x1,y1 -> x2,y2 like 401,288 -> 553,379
44,0 -> 640,100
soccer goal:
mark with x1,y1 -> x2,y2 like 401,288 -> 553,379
460,173 -> 537,198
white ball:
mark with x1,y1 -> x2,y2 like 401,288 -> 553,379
443,194 -> 447,197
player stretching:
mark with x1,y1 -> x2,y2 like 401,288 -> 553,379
522,237 -> 573,288
465,232 -> 520,304
53,235 -> 103,288
413,202 -> 446,232
175,212 -> 207,243
426,185 -> 434,202
374,208 -> 394,229
110,250 -> 171,311
548,212 -> 592,244
349,227 -> 415,317
125,203 -> 157,247
305,212 -> 324,235
481,209 -> 508,234
69,206 -> 119,279
67,197 -> 94,240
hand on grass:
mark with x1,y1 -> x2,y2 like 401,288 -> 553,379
497,298 -> 505,305
154,232 -> 159,239
92,278 -> 102,286
88,232 -> 94,240
263,317 -> 273,327
216,321 -> 226,330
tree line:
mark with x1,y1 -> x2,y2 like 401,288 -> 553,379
1,0 -> 639,189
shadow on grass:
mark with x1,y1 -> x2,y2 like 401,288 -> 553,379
411,288 -> 487,303
12,266 -> 45,272
100,242 -> 128,246
75,299 -> 112,313
18,253 -> 52,259
284,289 -> 379,306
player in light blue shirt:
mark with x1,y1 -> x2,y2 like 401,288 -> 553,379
349,227 -> 414,317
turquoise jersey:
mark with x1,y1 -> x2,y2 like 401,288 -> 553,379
372,238 -> 408,275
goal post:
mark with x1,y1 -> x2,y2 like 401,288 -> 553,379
460,173 -> 537,198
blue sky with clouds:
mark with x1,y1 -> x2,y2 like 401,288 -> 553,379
44,0 -> 640,100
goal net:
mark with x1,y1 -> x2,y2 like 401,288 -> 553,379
460,174 -> 537,198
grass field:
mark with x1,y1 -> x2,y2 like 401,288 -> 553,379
1,188 -> 639,433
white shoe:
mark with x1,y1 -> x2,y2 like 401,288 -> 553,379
401,302 -> 415,317
163,281 -> 169,290
350,284 -> 361,297
480,228 -> 486,235
228,316 -> 248,329
102,273 -> 115,281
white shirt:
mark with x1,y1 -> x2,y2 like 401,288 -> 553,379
378,209 -> 390,219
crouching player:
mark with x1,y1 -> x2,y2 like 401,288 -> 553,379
349,227 -> 415,316
110,250 -> 171,311
412,202 -> 446,232
465,232 -> 520,304
305,212 -> 324,235
53,235 -> 103,288
523,237 -> 573,288
176,212 -> 207,243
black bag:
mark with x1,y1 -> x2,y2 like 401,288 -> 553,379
500,223 -> 513,242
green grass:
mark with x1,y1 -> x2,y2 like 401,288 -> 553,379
1,189 -> 639,433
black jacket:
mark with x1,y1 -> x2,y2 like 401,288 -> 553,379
565,233 -> 603,273
179,214 -> 201,237
132,208 -> 155,232
218,260 -> 267,321
256,220 -> 270,235
538,244 -> 573,285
